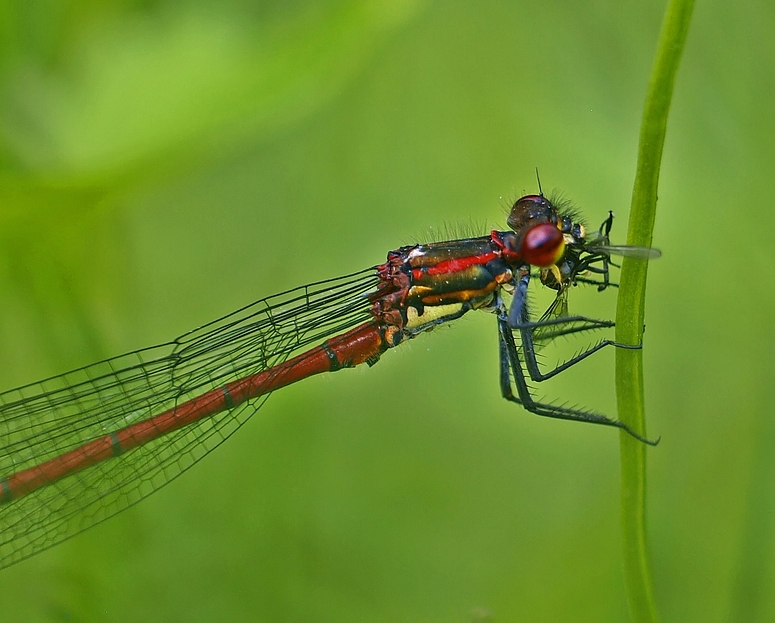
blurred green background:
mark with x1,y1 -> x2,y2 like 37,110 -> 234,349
0,0 -> 772,621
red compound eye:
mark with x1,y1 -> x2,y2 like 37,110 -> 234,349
521,223 -> 565,267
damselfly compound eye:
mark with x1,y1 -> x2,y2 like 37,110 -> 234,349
507,195 -> 553,231
521,222 -> 565,267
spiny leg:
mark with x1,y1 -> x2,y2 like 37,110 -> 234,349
497,312 -> 657,445
507,273 -> 640,382
575,276 -> 619,289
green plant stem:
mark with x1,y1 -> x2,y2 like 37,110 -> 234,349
615,0 -> 694,622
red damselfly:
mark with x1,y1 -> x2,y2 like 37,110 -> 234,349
0,193 -> 659,570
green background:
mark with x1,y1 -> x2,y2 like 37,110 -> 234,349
0,0 -> 772,621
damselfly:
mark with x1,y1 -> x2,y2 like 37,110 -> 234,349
0,192 -> 659,570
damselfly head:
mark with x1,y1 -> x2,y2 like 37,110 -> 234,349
507,194 -> 660,290
507,195 -> 583,269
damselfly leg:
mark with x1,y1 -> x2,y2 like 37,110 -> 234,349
507,273 -> 641,383
496,282 -> 657,445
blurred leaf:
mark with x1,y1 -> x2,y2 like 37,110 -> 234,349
0,0 -> 424,370
0,0 -> 424,183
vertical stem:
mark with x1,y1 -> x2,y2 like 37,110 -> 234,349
615,0 -> 694,621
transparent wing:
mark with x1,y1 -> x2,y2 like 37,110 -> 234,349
585,244 -> 661,260
531,288 -> 571,344
0,267 -> 381,569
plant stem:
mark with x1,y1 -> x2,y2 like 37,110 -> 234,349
615,0 -> 694,621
